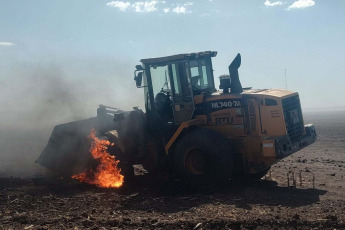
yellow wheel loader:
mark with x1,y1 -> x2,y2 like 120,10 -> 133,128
36,51 -> 317,183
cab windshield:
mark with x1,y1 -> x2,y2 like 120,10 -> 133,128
143,57 -> 215,112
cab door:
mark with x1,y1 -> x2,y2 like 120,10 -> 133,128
169,62 -> 195,124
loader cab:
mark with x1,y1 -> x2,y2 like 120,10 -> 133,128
135,51 -> 217,134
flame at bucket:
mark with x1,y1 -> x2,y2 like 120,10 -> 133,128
72,129 -> 124,188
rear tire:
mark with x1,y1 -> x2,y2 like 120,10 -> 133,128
173,128 -> 234,186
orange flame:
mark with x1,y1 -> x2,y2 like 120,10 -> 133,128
72,129 -> 124,188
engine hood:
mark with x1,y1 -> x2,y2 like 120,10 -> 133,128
242,89 -> 298,99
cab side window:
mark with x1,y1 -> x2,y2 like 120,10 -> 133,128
189,58 -> 213,90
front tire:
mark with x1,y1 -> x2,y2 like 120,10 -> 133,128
118,162 -> 134,185
173,128 -> 234,184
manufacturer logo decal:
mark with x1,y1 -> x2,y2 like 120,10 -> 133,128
211,100 -> 241,109
194,99 -> 243,116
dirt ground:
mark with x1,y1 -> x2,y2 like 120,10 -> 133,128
1,110 -> 345,230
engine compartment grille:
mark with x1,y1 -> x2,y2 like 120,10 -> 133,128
282,95 -> 304,142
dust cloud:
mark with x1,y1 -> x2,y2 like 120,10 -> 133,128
0,59 -> 143,177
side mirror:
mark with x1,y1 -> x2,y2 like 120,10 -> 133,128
135,65 -> 144,71
134,72 -> 143,88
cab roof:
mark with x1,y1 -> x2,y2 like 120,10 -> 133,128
140,51 -> 217,65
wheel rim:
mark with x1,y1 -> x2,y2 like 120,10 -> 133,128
184,148 -> 206,175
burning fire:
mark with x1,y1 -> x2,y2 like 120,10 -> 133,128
72,129 -> 124,188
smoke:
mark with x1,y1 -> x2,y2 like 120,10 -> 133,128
0,58 -> 143,177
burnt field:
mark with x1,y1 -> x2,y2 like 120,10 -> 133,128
1,110 -> 345,229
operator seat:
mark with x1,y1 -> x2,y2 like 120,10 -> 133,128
191,76 -> 201,88
154,92 -> 173,122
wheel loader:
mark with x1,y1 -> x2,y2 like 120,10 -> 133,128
36,51 -> 317,183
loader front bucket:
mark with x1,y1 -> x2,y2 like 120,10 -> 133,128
36,116 -> 116,176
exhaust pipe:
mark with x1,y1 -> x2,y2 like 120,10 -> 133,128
228,53 -> 243,93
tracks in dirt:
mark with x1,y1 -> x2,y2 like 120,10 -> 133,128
0,176 -> 342,230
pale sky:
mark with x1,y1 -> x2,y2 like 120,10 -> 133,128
1,0 -> 345,113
